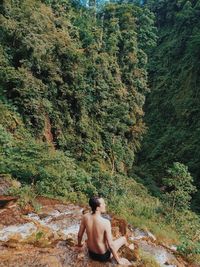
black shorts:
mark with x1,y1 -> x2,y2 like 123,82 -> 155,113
88,249 -> 111,262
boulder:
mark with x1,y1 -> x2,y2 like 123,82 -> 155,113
0,196 -> 18,208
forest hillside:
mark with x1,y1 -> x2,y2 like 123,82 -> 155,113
0,0 -> 200,265
137,0 -> 200,213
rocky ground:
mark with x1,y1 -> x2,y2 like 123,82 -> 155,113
0,195 -> 198,267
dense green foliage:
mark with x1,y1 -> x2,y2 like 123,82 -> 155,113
0,0 -> 200,263
137,0 -> 200,212
163,162 -> 196,216
0,102 -> 161,226
0,103 -> 95,199
0,0 -> 156,174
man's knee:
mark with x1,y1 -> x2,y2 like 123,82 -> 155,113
119,236 -> 127,246
122,236 -> 127,244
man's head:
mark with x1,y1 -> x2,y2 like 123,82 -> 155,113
89,196 -> 106,214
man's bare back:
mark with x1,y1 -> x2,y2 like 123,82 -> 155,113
77,196 -> 130,265
83,212 -> 109,254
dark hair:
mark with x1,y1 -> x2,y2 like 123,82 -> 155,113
89,196 -> 101,214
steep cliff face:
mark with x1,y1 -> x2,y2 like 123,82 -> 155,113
0,196 -> 191,267
137,0 -> 200,211
0,0 -> 156,173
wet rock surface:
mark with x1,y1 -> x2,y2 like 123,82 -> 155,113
0,196 -> 198,267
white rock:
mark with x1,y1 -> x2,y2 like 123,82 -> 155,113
0,223 -> 37,242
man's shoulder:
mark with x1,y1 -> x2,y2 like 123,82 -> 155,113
83,212 -> 91,220
82,213 -> 111,227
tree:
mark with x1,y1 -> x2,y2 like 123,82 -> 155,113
163,162 -> 197,215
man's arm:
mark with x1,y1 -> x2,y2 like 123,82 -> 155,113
105,221 -> 120,264
77,216 -> 86,247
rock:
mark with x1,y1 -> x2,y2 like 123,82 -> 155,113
77,252 -> 85,260
40,255 -> 62,267
119,257 -> 132,266
128,243 -> 135,251
170,245 -> 177,251
138,240 -> 180,267
129,228 -> 156,242
120,242 -> 139,262
5,233 -> 23,243
0,205 -> 28,225
133,243 -> 141,261
0,223 -> 37,242
112,217 -> 127,236
0,196 -> 18,208
66,237 -> 76,247
146,230 -> 156,242
21,203 -> 34,215
164,261 -> 176,266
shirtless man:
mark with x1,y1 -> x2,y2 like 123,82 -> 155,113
77,196 -> 129,265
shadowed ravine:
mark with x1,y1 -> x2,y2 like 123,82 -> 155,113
0,196 -> 194,267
